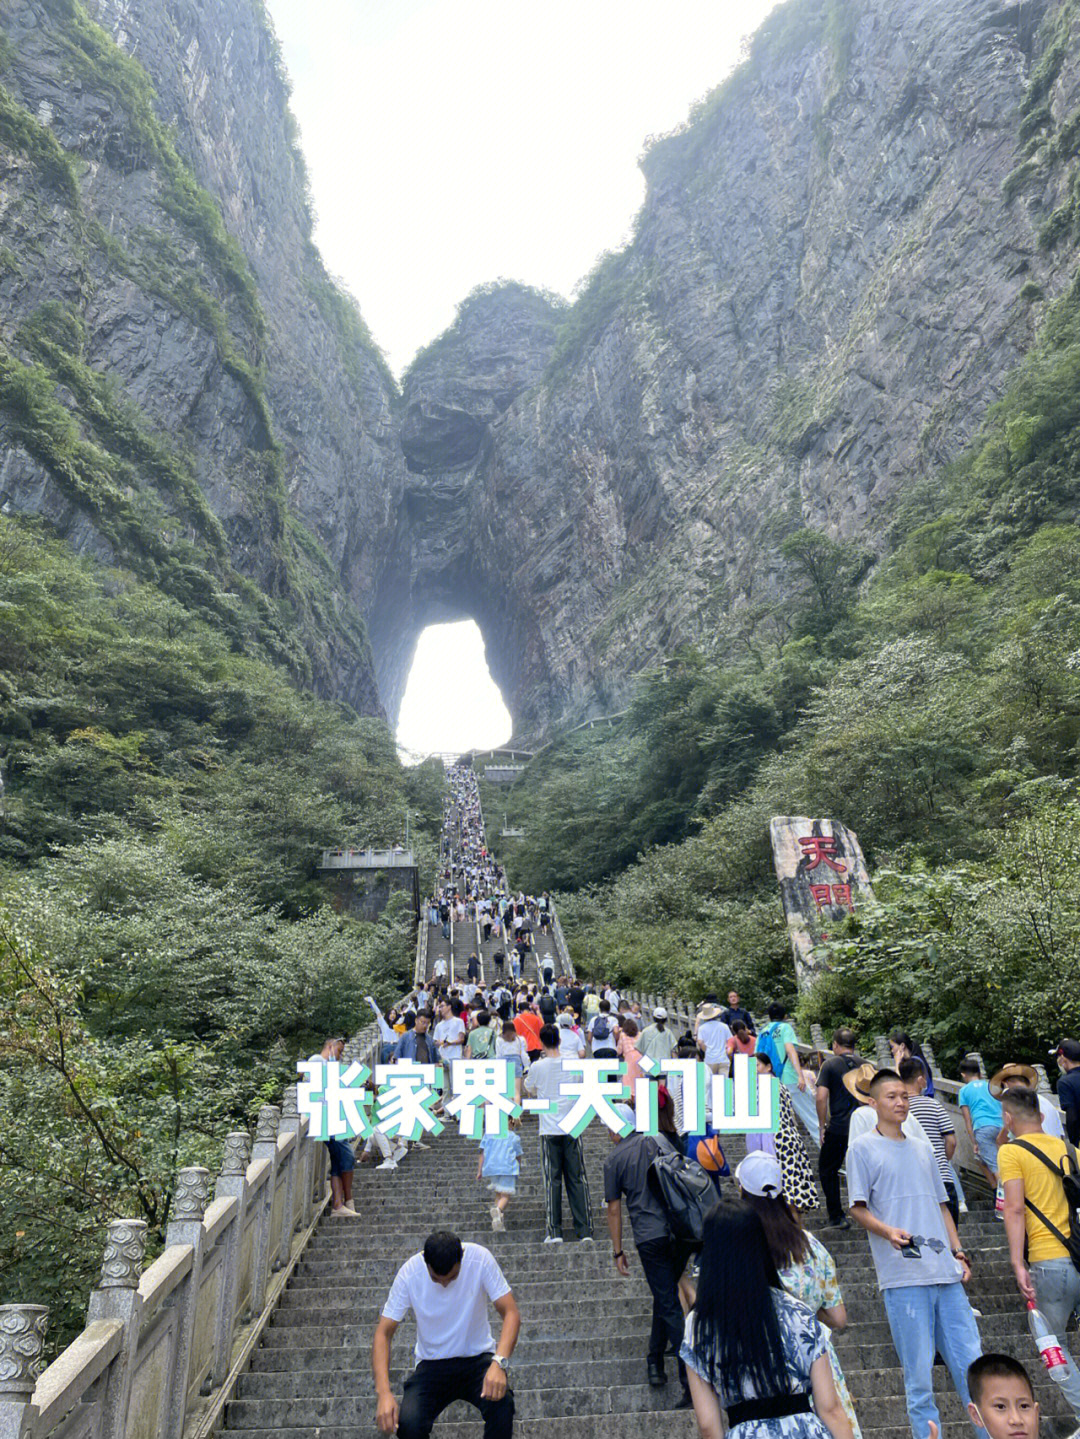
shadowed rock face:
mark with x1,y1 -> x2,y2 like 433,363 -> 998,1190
4,0 -> 1080,741
369,287 -> 563,726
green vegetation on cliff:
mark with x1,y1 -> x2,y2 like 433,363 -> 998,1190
0,6 -> 388,699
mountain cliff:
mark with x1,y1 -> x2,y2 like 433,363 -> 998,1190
0,0 -> 402,715
397,0 -> 1080,735
3,0 -> 1080,739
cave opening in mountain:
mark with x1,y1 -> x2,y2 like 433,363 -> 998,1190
396,620 -> 513,759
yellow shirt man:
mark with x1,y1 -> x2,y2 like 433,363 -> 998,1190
999,1135 -> 1071,1263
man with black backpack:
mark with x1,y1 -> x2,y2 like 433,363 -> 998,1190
588,1000 -> 618,1060
1000,1085 -> 1080,1419
604,1105 -> 694,1408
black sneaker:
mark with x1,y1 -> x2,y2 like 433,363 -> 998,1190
826,1218 -> 851,1230
675,1388 -> 694,1410
647,1360 -> 667,1388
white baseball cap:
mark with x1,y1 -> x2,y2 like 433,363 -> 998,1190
735,1151 -> 784,1198
654,1006 -> 669,1019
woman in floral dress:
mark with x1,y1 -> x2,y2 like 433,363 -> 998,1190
681,1205 -> 853,1439
735,1152 -> 861,1439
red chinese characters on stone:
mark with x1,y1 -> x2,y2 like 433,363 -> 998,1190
809,883 -> 833,910
798,835 -> 848,874
809,883 -> 854,912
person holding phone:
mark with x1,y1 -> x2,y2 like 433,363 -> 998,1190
847,1069 -> 985,1439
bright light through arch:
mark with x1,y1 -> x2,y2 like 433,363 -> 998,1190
397,620 -> 512,758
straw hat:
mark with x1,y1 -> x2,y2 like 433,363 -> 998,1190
697,1004 -> 722,1022
842,1062 -> 878,1104
989,1062 -> 1039,1098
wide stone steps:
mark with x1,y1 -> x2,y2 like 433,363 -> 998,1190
221,869 -> 1073,1439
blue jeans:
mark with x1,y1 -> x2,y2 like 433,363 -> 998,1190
882,1283 -> 986,1439
1032,1258 -> 1080,1416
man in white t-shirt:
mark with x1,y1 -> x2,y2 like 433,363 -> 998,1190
555,1012 -> 586,1059
434,999 -> 467,1095
373,1230 -> 520,1437
525,1026 -> 594,1243
694,1004 -> 733,1075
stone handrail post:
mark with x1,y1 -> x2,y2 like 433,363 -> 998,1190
921,1040 -> 942,1078
163,1167 -> 211,1439
1034,1063 -> 1053,1093
278,1087 -> 301,1269
86,1220 -> 147,1439
810,1023 -> 825,1051
211,1132 -> 251,1383
874,1035 -> 892,1069
249,1106 -> 281,1313
0,1305 -> 48,1439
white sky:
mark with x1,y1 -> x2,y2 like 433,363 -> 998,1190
397,620 -> 513,755
265,0 -> 778,377
263,0 -> 778,751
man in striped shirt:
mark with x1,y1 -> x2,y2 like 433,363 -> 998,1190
899,1058 -> 960,1224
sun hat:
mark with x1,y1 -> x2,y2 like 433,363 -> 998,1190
989,1062 -> 1039,1096
842,1062 -> 878,1104
735,1151 -> 784,1197
697,1004 -> 722,1022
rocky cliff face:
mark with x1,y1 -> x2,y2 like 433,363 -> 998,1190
3,0 -> 1080,739
0,0 -> 403,714
391,0 -> 1080,736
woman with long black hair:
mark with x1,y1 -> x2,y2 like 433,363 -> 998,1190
680,1207 -> 854,1439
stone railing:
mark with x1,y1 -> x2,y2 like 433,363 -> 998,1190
623,991 -> 1063,1185
1,1019 -> 383,1439
413,909 -> 429,989
549,909 -> 576,980
319,847 -> 416,869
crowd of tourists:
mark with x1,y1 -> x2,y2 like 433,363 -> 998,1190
358,988 -> 1080,1439
320,764 -> 1080,1439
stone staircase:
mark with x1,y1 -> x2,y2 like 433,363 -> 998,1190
220,1070 -> 1080,1439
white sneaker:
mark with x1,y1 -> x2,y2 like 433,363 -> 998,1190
413,1140 -> 431,1150
579,1236 -> 595,1244
491,1211 -> 505,1232
331,1205 -> 358,1217
543,1235 -> 564,1244
376,1159 -> 398,1170
392,1146 -> 408,1163
958,1201 -> 969,1214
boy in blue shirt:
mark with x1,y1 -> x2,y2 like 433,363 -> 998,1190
477,1118 -> 524,1232
958,1056 -> 1003,1188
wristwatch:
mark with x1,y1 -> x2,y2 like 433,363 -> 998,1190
492,1354 -> 510,1372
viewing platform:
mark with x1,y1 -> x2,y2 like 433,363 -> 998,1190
317,848 -> 419,919
318,847 -> 417,869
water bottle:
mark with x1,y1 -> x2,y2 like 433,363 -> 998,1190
1028,1301 -> 1070,1381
